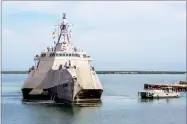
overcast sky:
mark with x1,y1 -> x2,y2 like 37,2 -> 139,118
2,1 -> 186,71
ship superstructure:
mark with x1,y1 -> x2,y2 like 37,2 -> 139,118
22,13 -> 103,106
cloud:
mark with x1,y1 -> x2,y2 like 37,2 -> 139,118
2,1 -> 186,71
2,1 -> 82,16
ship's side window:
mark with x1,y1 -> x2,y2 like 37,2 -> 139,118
50,53 -> 54,57
41,53 -> 46,57
59,54 -> 62,56
63,83 -> 68,87
69,54 -> 72,57
66,54 -> 68,56
59,65 -> 62,69
83,54 -> 86,58
77,54 -> 80,57
72,54 -> 75,57
56,53 -> 59,56
52,53 -> 55,56
63,54 -> 65,56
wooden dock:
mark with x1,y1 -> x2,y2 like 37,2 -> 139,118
144,82 -> 187,92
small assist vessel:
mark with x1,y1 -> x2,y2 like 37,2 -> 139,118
138,87 -> 180,99
21,13 -> 103,106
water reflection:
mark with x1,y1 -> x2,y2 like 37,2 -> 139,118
138,98 -> 180,104
21,102 -> 102,124
22,100 -> 103,107
2,74 -> 186,124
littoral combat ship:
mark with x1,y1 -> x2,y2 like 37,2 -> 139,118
22,13 -> 103,106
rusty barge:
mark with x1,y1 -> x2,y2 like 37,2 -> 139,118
144,81 -> 187,92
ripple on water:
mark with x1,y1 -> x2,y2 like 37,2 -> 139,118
2,74 -> 186,124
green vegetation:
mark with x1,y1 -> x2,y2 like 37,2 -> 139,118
1,71 -> 186,74
96,71 -> 186,74
1,71 -> 28,74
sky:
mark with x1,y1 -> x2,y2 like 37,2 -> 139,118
2,1 -> 186,71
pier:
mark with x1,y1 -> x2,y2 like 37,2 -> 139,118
144,82 -> 187,92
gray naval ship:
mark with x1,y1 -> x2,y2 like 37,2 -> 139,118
22,13 -> 103,106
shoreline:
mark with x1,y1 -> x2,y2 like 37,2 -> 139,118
1,71 -> 186,74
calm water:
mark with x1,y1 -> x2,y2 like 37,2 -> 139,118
2,74 -> 186,124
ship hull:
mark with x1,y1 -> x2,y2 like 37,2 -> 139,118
22,88 -> 51,101
138,92 -> 180,99
22,87 -> 103,106
22,65 -> 104,106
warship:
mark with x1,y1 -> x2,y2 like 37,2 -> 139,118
21,13 -> 103,106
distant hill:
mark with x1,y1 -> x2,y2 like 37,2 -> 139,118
1,71 -> 186,74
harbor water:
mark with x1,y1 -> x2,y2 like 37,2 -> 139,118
2,74 -> 186,124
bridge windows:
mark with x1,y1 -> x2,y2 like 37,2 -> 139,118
50,53 -> 55,57
83,54 -> 87,58
75,54 -> 80,57
63,83 -> 68,87
60,53 -> 65,56
41,52 -> 84,57
41,53 -> 46,57
47,52 -> 83,58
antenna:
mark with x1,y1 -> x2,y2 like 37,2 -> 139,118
63,13 -> 66,19
54,13 -> 74,51
57,20 -> 59,39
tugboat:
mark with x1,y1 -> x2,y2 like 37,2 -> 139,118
21,13 -> 103,106
138,87 -> 180,99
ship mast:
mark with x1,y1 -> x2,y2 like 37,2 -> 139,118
54,13 -> 73,52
